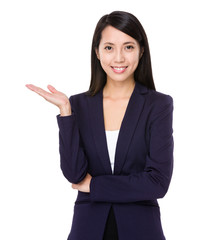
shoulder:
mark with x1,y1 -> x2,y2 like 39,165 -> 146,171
144,89 -> 173,122
69,91 -> 89,104
136,82 -> 173,111
136,82 -> 173,105
146,89 -> 173,107
68,91 -> 92,114
69,91 -> 88,100
136,82 -> 173,116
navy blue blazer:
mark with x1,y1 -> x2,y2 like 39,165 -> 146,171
57,82 -> 174,240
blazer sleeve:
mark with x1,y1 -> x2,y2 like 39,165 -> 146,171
57,96 -> 88,184
90,95 -> 174,203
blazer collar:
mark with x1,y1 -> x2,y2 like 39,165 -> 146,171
87,82 -> 147,175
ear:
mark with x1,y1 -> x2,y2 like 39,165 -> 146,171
95,48 -> 100,60
139,47 -> 144,59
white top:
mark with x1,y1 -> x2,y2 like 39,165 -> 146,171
105,129 -> 120,173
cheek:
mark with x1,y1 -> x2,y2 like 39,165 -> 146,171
129,55 -> 140,68
100,56 -> 111,68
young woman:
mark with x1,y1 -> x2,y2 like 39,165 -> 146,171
26,11 -> 173,240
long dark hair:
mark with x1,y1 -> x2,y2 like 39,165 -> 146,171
86,11 -> 155,96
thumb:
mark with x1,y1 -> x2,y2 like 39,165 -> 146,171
47,85 -> 58,93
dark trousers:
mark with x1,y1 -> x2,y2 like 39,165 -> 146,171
103,206 -> 119,240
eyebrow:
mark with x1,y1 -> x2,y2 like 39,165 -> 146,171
104,41 -> 136,45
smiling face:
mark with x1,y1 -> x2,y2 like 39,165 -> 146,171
96,25 -> 143,84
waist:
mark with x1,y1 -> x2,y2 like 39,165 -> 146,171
75,191 -> 159,207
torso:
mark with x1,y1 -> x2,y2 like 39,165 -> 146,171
103,96 -> 130,131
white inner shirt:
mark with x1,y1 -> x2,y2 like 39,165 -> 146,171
105,129 -> 120,174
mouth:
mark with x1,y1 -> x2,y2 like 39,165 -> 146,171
111,66 -> 128,73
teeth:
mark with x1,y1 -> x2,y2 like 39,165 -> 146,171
113,67 -> 126,70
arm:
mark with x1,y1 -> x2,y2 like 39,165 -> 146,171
26,84 -> 88,183
57,96 -> 88,184
89,95 -> 174,203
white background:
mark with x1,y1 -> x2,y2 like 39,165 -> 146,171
0,0 -> 198,239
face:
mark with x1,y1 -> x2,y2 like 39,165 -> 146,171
96,25 -> 143,84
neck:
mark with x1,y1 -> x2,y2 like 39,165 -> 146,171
103,78 -> 136,99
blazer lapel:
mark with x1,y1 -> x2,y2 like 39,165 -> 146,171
114,83 -> 147,174
87,89 -> 112,174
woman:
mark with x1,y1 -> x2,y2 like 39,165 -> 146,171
26,11 -> 173,240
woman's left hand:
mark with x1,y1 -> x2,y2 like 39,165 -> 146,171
72,173 -> 92,193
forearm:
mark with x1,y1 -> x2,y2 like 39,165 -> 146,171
90,167 -> 172,203
57,114 -> 88,183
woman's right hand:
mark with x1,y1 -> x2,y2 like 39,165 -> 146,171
26,84 -> 72,116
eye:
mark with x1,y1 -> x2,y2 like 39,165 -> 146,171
125,45 -> 134,50
105,46 -> 112,51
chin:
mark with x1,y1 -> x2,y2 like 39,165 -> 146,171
107,74 -> 134,83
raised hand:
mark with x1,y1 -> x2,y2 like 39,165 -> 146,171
26,84 -> 71,116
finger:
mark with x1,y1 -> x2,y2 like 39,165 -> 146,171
26,84 -> 43,93
72,184 -> 78,189
26,84 -> 51,99
47,85 -> 58,93
26,84 -> 36,91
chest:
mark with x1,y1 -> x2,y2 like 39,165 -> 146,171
103,97 -> 130,131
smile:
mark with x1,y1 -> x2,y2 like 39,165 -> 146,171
111,66 -> 128,73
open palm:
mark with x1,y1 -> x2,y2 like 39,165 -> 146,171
26,84 -> 71,115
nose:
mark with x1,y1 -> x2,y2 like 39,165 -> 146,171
114,49 -> 125,63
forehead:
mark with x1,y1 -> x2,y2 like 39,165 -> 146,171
100,25 -> 138,45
